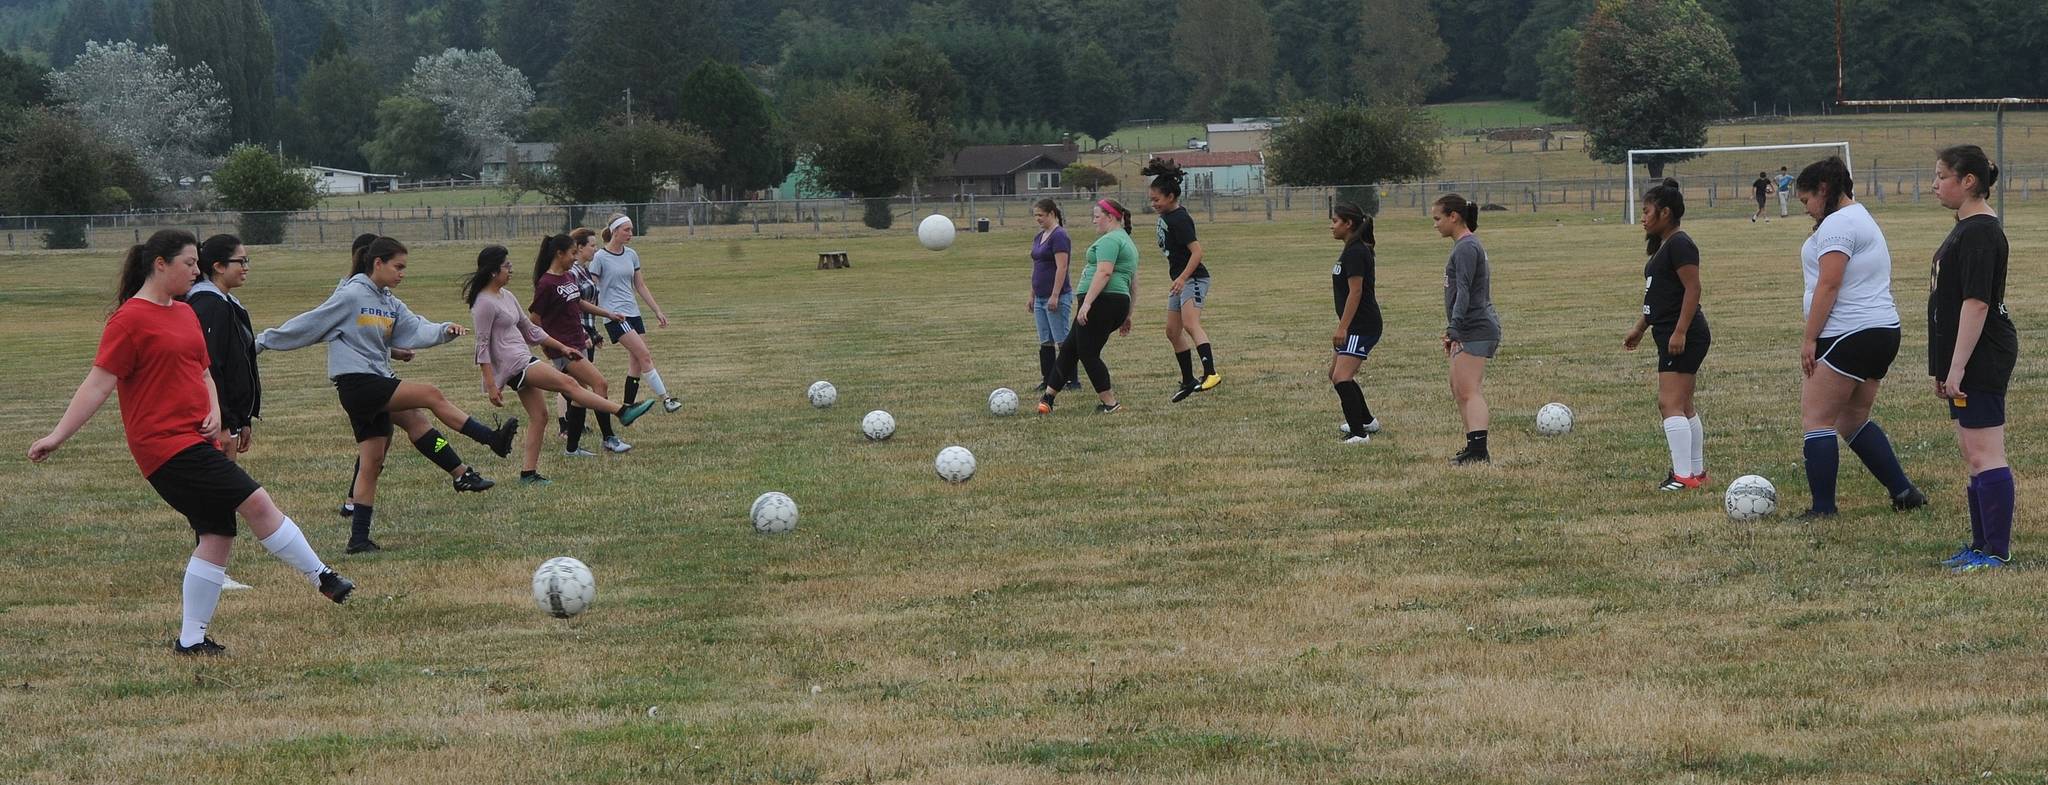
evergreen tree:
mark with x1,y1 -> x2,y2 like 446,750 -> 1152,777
676,59 -> 793,197
294,51 -> 384,170
1170,0 -> 1273,118
1575,0 -> 1740,177
489,0 -> 572,84
1065,41 -> 1130,141
153,0 -> 276,142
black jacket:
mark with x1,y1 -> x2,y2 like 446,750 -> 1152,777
186,282 -> 261,431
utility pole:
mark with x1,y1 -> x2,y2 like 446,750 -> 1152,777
623,88 -> 633,127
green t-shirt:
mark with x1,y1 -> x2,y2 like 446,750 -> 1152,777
1078,230 -> 1139,296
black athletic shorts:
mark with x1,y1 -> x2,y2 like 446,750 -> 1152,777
506,356 -> 541,391
604,315 -> 646,344
1949,390 -> 2007,429
146,443 -> 260,537
1653,322 -> 1710,375
334,372 -> 401,442
1815,326 -> 1900,382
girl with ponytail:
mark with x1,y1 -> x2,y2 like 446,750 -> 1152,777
1928,144 -> 2017,572
1038,198 -> 1139,415
31,229 -> 355,656
590,213 -> 682,415
1622,179 -> 1713,491
1027,198 -> 1076,392
1327,203 -> 1382,444
1432,193 -> 1500,465
1142,157 -> 1221,400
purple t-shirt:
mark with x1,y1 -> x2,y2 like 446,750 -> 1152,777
1031,226 -> 1073,298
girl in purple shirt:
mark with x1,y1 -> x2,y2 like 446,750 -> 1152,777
1030,198 -> 1076,391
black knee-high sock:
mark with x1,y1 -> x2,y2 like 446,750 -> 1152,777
1978,467 -> 2015,559
344,456 -> 360,507
1846,421 -> 1915,498
1038,343 -> 1057,388
565,406 -> 588,452
412,429 -> 465,472
1333,381 -> 1369,433
457,417 -> 497,446
350,504 -> 374,545
1197,342 -> 1215,375
1175,350 -> 1196,385
596,409 -> 615,439
623,376 -> 641,406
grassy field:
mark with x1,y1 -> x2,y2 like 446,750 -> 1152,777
1427,100 -> 1569,133
318,187 -> 535,211
4,204 -> 2047,783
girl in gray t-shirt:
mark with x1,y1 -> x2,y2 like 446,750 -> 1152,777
590,212 -> 682,415
1434,193 -> 1499,465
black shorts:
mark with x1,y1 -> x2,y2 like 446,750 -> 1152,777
334,372 -> 401,442
1815,327 -> 1900,382
1949,391 -> 2007,429
604,315 -> 646,344
1652,322 -> 1710,374
146,443 -> 260,537
1335,333 -> 1379,359
506,356 -> 541,391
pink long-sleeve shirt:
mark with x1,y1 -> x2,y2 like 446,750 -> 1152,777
472,288 -> 548,393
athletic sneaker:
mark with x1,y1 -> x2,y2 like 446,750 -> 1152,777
1339,419 -> 1384,436
1340,434 -> 1371,445
1171,382 -> 1198,403
344,539 -> 381,555
1065,379 -> 1082,391
1450,447 -> 1489,466
317,569 -> 356,603
336,502 -> 354,519
221,575 -> 253,591
488,418 -> 521,458
519,473 -> 552,487
452,468 -> 494,492
1659,472 -> 1703,492
1794,509 -> 1837,522
1952,553 -> 2010,573
1036,395 -> 1055,415
1892,487 -> 1930,512
1197,373 -> 1221,391
662,396 -> 682,413
1095,401 -> 1123,414
617,399 -> 657,426
173,637 -> 226,656
563,447 -> 597,458
1940,546 -> 1980,568
602,436 -> 632,453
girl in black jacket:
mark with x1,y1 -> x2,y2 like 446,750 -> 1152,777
188,235 -> 260,458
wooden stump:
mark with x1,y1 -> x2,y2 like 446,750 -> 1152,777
817,251 -> 850,269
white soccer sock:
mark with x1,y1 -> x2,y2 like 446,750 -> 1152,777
1688,414 -> 1705,476
1662,416 -> 1693,478
258,517 -> 327,585
181,556 -> 227,647
644,369 -> 671,399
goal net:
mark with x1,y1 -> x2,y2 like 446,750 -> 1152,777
1626,142 -> 1851,223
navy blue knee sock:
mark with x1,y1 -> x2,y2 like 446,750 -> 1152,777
1803,429 -> 1840,513
1977,466 -> 2015,559
458,417 -> 496,446
1967,476 -> 1985,552
1847,421 -> 1916,499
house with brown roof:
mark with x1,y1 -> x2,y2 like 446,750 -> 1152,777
926,143 -> 1079,197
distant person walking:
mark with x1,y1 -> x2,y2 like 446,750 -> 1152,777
1434,194 -> 1500,466
1927,145 -> 2017,572
1751,171 -> 1771,222
1775,167 -> 1795,218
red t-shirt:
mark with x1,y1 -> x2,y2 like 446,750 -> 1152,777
531,272 -> 589,359
93,298 -> 213,476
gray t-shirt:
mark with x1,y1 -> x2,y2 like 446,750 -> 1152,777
591,246 -> 642,317
1443,233 -> 1502,342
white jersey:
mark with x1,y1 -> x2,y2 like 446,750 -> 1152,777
1801,202 -> 1900,337
591,246 -> 642,317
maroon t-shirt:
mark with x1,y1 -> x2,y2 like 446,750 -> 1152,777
531,272 -> 588,359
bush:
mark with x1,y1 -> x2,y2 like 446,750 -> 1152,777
1265,100 -> 1441,217
210,144 -> 319,245
862,198 -> 893,230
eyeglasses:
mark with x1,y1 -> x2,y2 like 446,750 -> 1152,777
227,257 -> 251,267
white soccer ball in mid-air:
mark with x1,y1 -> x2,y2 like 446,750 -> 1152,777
988,387 -> 1019,416
862,410 -> 896,441
750,491 -> 799,533
917,214 -> 956,251
532,556 -> 595,618
935,445 -> 977,483
1724,475 -> 1778,521
1535,402 -> 1574,436
807,380 -> 837,409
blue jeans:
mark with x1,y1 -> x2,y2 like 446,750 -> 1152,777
1033,291 -> 1074,343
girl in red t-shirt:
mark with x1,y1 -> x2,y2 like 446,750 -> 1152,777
28,230 -> 356,656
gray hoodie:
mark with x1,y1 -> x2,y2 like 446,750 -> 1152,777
255,273 -> 458,379
1443,233 -> 1502,343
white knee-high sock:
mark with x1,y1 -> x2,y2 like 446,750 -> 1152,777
1663,416 -> 1693,477
643,368 -> 670,398
1688,414 -> 1705,476
181,556 -> 226,647
258,518 -> 327,585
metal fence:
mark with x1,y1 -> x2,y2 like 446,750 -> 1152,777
8,165 -> 2048,251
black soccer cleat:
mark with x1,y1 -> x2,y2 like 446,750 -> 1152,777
318,570 -> 356,603
344,538 -> 382,555
452,468 -> 495,492
173,637 -> 227,656
1892,487 -> 1930,512
1170,382 -> 1197,403
1450,447 -> 1491,466
336,502 -> 354,520
489,418 -> 520,458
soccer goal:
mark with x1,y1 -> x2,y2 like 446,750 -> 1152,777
1625,142 -> 1851,223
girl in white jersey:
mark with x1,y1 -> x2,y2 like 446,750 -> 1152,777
590,213 -> 681,414
1791,156 -> 1927,519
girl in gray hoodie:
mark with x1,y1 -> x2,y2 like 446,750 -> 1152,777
1434,194 -> 1500,466
257,237 -> 518,554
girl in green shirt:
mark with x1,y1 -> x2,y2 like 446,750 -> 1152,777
1038,199 -> 1138,414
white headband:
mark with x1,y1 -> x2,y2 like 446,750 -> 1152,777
607,215 -> 632,233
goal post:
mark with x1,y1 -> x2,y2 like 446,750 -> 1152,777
1625,142 -> 1851,223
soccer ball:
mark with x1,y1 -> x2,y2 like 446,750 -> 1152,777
531,556 -> 595,618
862,410 -> 896,441
988,387 -> 1018,416
1535,402 -> 1574,436
917,214 -> 956,251
807,380 -> 837,409
935,445 -> 976,483
750,491 -> 799,534
1724,475 -> 1778,521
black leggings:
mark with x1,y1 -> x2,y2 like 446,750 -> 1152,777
1051,292 -> 1130,394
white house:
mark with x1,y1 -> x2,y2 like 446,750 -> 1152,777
481,143 -> 559,183
304,166 -> 399,195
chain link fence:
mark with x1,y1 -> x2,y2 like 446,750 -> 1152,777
7,165 -> 2047,251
